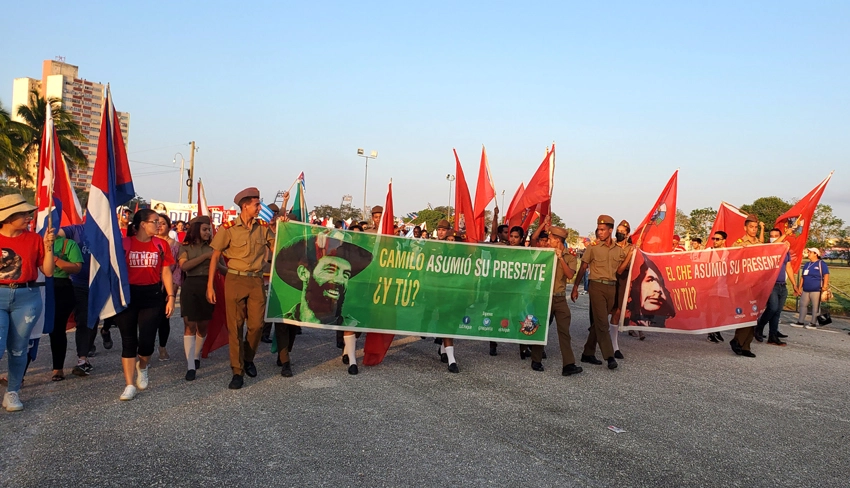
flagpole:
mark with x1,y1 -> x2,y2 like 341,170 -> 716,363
46,107 -> 55,232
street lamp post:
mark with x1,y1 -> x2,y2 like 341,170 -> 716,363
501,190 -> 505,223
446,174 -> 455,217
357,148 -> 378,220
173,152 -> 185,203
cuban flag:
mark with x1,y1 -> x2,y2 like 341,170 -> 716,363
258,201 -> 274,223
28,105 -> 84,359
85,86 -> 134,327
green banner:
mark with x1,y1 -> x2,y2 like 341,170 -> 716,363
265,222 -> 555,344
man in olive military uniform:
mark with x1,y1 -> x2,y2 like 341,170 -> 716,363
729,214 -> 762,358
207,187 -> 289,389
571,215 -> 625,370
364,206 -> 383,233
547,226 -> 583,376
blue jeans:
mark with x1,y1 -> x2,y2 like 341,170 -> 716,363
0,286 -> 43,392
756,282 -> 787,336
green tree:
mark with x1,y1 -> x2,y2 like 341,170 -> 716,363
807,204 -> 844,248
312,204 -> 363,223
412,207 -> 449,232
0,101 -> 31,180
739,197 -> 792,229
674,209 -> 689,237
15,89 -> 87,184
687,207 -> 716,240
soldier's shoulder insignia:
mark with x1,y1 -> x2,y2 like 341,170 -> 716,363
258,219 -> 269,227
734,238 -> 743,244
568,248 -> 577,256
589,240 -> 599,246
222,219 -> 237,229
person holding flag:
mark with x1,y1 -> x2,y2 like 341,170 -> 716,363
0,194 -> 55,412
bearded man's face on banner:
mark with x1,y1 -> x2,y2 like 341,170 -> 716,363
303,256 -> 352,320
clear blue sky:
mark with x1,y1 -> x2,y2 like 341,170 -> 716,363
3,1 -> 848,234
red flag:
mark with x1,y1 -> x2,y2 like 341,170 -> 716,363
506,144 -> 555,224
364,180 -> 397,365
35,104 -> 83,231
708,202 -> 748,246
775,172 -> 833,272
504,183 -> 525,228
472,146 -> 495,242
631,170 -> 678,253
452,149 -> 477,240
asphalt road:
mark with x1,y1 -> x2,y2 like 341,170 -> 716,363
2,292 -> 849,487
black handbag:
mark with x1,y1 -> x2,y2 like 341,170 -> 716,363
817,301 -> 832,326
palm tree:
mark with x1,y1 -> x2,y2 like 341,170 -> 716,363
15,89 -> 88,184
0,100 -> 32,181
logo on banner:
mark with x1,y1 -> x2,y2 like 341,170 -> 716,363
483,318 -> 491,327
462,316 -> 470,325
500,319 -> 509,328
519,315 -> 539,335
650,203 -> 667,225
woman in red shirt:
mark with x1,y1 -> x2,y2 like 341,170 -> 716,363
114,209 -> 176,401
0,194 -> 54,412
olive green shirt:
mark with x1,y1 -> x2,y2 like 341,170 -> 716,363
210,216 -> 275,272
581,239 -> 626,281
178,243 -> 213,277
553,252 -> 578,295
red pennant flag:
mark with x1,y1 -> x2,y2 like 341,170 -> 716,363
775,172 -> 833,272
631,170 -> 678,253
506,144 -> 555,225
452,149 -> 477,240
363,180 -> 397,366
472,146 -> 495,242
708,201 -> 748,246
504,183 -> 525,228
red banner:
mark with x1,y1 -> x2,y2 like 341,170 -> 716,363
618,244 -> 787,333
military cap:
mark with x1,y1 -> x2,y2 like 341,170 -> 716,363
371,206 -> 384,215
275,234 -> 374,290
234,187 -> 260,206
597,215 -> 614,225
549,226 -> 568,240
436,219 -> 451,229
188,215 -> 211,226
745,213 -> 759,224
618,220 -> 631,231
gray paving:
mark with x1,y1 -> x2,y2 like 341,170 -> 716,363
1,292 -> 849,487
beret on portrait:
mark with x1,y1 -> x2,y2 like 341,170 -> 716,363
275,234 -> 374,289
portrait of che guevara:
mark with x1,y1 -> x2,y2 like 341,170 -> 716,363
275,232 -> 374,325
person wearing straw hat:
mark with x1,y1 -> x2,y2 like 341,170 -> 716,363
0,194 -> 55,412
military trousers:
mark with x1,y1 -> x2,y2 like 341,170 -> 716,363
582,281 -> 616,360
224,274 -> 266,375
734,326 -> 755,352
552,296 -> 576,366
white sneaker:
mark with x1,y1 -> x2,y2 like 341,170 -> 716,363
120,385 -> 137,401
2,391 -> 24,412
804,324 -> 818,330
135,362 -> 149,390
